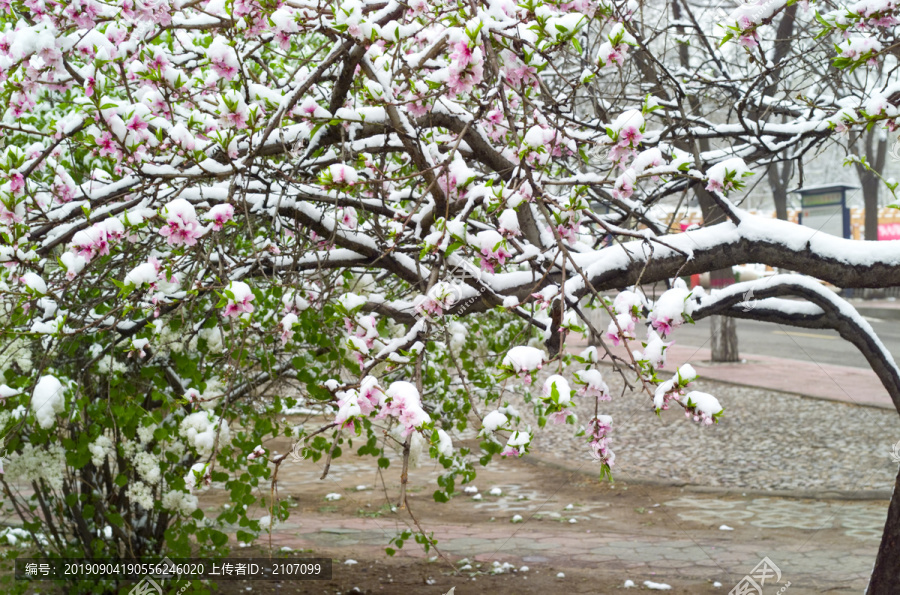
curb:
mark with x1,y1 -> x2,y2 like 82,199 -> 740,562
855,306 -> 900,322
523,454 -> 893,502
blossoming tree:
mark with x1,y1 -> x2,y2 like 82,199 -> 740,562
3,0 -> 900,592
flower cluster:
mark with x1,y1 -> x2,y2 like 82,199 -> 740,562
476,230 -> 512,272
500,346 -> 545,384
223,281 -> 255,318
159,199 -> 205,247
648,282 -> 693,337
574,368 -> 610,400
653,363 -> 698,412
586,415 -> 614,466
447,41 -> 484,95
705,158 -> 752,195
606,110 -> 644,170
606,289 -> 646,346
414,281 -> 460,320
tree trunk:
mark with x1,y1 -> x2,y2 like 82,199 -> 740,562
709,267 -> 739,362
710,316 -> 739,362
856,129 -> 887,241
767,161 -> 792,221
708,255 -> 738,363
863,175 -> 880,241
868,465 -> 900,593
671,0 -> 742,363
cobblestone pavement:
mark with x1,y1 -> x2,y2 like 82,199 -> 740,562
523,367 -> 900,493
245,446 -> 883,593
208,357 -> 900,592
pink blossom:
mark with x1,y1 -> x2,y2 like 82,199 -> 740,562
405,92 -> 430,117
739,34 -> 760,49
612,169 -> 636,200
649,313 -> 673,336
126,114 -> 149,134
279,313 -> 297,346
339,206 -> 358,229
357,378 -> 382,416
246,445 -> 266,461
450,41 -> 474,69
64,0 -> 102,29
96,132 -> 119,159
618,125 -> 642,148
221,109 -> 248,129
205,204 -> 234,231
70,224 -> 110,261
548,411 -> 569,425
9,171 -> 24,195
705,178 -> 724,193
223,281 -> 255,317
556,221 -> 579,243
448,42 -> 484,95
0,202 -> 23,225
159,198 -> 205,247
605,44 -> 628,66
606,313 -> 636,346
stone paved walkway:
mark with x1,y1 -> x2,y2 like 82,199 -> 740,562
242,450 -> 882,593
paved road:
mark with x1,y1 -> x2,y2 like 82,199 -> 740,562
673,316 -> 900,369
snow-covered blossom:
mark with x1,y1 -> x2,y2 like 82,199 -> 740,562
839,36 -> 882,63
334,389 -> 362,429
543,374 -> 572,405
448,41 -> 484,95
502,429 -> 531,457
279,313 -> 298,345
379,381 -> 430,437
223,281 -> 255,317
649,284 -> 693,336
635,329 -> 672,369
322,163 -> 359,187
207,36 -> 239,79
477,230 -> 512,272
677,391 -> 723,425
613,168 -> 636,200
482,409 -> 509,432
498,209 -> 521,237
414,281 -> 459,319
31,375 -> 65,429
179,411 -> 230,455
586,415 -> 614,466
246,444 -> 266,461
21,272 -> 47,294
574,369 -> 610,400
653,363 -> 698,411
501,346 -> 545,383
705,158 -> 750,195
614,289 -> 645,317
606,312 -> 637,346
70,224 -> 110,261
436,429 -> 453,457
159,198 -> 205,247
204,204 -> 234,230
